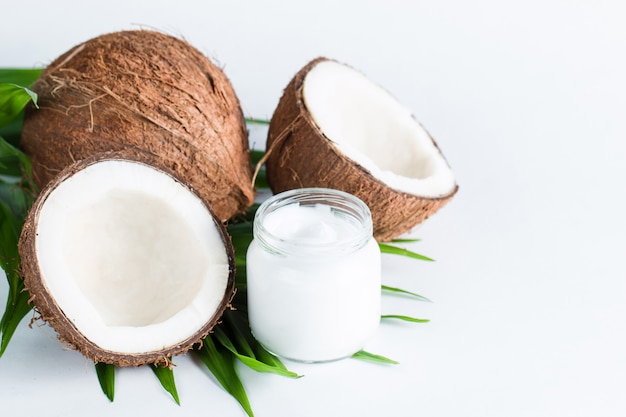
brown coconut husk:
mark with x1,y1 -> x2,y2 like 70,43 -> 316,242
21,30 -> 254,222
18,151 -> 236,367
264,57 -> 458,242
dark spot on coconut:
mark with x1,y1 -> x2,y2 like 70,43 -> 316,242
206,73 -> 215,92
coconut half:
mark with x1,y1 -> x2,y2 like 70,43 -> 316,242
265,58 -> 458,241
18,153 -> 235,366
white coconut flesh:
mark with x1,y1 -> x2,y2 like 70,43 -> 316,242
302,60 -> 456,198
34,160 -> 230,354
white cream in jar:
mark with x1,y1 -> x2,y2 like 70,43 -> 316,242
246,188 -> 381,362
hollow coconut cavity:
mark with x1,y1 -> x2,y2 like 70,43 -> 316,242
265,58 -> 458,241
19,153 -> 235,366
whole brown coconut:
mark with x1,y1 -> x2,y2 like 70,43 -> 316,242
21,30 -> 254,222
19,152 -> 236,367
265,57 -> 458,241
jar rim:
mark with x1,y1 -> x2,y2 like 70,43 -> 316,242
253,188 -> 373,256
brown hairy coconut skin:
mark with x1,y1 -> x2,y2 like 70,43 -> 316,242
18,152 -> 236,367
265,57 -> 458,242
21,30 -> 254,222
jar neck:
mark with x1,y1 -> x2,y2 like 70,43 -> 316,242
253,188 -> 373,256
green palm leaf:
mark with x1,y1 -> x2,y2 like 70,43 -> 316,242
381,285 -> 431,302
194,335 -> 254,417
352,350 -> 398,364
95,362 -> 115,402
151,363 -> 180,405
382,315 -> 430,323
379,242 -> 434,261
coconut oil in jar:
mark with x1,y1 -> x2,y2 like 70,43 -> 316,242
246,188 -> 381,363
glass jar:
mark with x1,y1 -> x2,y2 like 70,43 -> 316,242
246,188 -> 381,363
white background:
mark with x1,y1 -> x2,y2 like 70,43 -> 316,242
2,1 -> 626,416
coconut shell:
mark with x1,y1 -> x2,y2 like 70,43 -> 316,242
21,30 -> 254,222
265,57 -> 458,242
18,151 -> 236,367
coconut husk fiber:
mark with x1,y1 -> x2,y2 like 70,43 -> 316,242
21,30 -> 254,221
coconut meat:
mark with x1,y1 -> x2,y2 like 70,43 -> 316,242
303,60 -> 456,198
34,160 -> 230,354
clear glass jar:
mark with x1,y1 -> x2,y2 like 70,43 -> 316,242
246,188 -> 381,363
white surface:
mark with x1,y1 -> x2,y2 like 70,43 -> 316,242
1,1 -> 626,416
